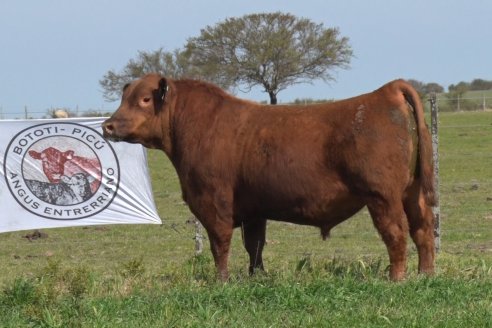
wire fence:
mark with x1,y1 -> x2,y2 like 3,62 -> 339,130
425,95 -> 492,112
1,94 -> 491,120
0,106 -> 113,120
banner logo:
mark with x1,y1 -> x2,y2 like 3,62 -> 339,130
3,123 -> 120,220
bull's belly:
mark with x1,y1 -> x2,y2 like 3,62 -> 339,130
269,200 -> 364,228
234,191 -> 365,229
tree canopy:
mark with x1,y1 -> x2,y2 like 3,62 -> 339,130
185,12 -> 353,104
100,12 -> 353,104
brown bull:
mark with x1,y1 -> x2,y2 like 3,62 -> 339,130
102,74 -> 435,281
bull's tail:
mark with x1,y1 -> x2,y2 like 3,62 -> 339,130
398,81 -> 436,206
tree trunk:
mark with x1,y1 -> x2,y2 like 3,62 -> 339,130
269,92 -> 277,105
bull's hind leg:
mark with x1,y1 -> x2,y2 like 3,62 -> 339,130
404,183 -> 435,275
241,220 -> 266,274
367,196 -> 409,281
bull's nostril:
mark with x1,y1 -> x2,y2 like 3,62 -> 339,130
103,122 -> 114,135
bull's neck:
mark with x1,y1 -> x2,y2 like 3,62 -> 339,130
158,101 -> 174,159
166,81 -> 228,166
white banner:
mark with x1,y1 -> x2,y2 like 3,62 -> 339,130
0,118 -> 161,233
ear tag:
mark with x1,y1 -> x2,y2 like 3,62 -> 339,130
161,85 -> 169,101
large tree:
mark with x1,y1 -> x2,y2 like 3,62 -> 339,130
100,12 -> 352,105
185,12 -> 353,104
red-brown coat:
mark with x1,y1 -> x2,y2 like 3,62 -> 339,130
103,74 -> 435,281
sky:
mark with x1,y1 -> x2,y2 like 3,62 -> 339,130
1,0 -> 491,118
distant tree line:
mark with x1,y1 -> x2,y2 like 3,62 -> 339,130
448,79 -> 492,93
407,78 -> 492,97
292,98 -> 334,105
407,79 -> 445,98
405,78 -> 492,112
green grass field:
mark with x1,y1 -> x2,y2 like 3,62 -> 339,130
1,111 -> 492,327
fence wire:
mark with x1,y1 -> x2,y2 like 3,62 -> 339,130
1,93 -> 491,119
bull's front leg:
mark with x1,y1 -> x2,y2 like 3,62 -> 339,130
195,191 -> 234,281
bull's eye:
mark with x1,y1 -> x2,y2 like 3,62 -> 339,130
143,97 -> 151,103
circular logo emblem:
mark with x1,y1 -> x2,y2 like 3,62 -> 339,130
3,122 -> 120,220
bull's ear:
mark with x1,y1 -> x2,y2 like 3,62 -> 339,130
65,150 -> 74,160
158,78 -> 168,101
28,150 -> 42,159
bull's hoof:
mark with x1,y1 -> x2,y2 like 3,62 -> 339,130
389,270 -> 406,282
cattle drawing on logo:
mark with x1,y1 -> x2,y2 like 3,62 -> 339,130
25,173 -> 94,206
28,147 -> 102,200
4,122 -> 120,220
25,146 -> 101,205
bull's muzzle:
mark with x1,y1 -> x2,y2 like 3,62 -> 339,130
102,120 -> 115,139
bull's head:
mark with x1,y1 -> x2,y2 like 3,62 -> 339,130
102,74 -> 172,151
29,148 -> 74,183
